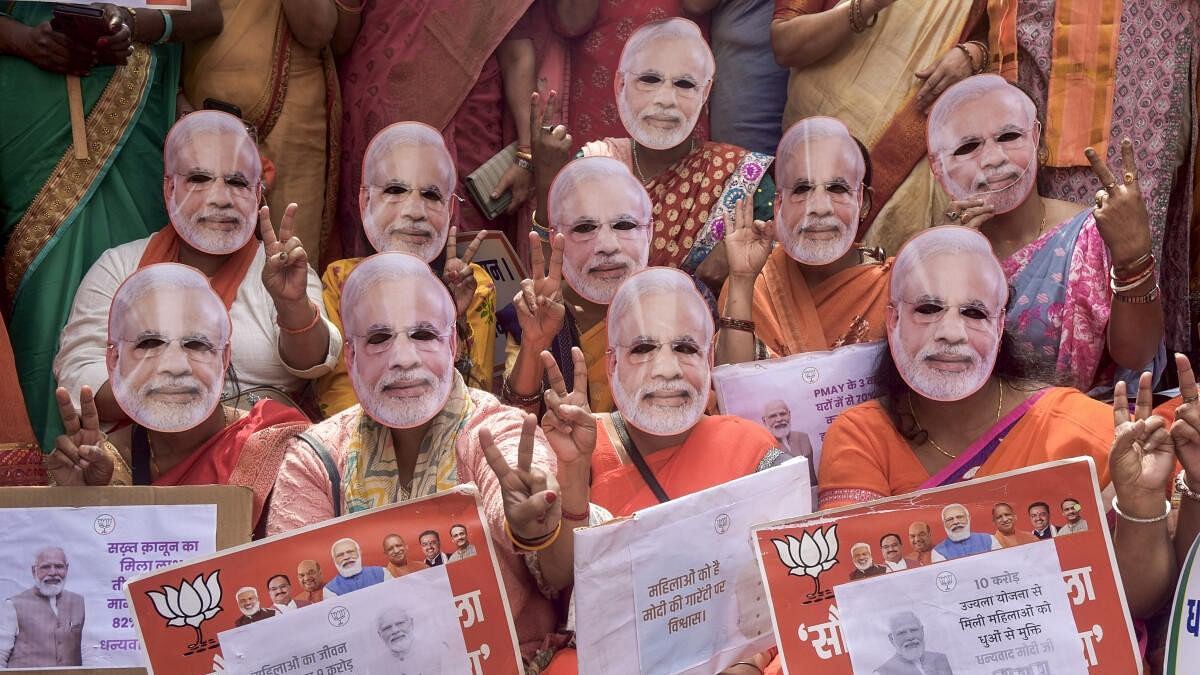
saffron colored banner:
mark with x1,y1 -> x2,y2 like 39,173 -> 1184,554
753,458 -> 1141,674
125,485 -> 520,675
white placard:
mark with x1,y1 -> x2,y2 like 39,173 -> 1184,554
458,231 -> 526,372
217,566 -> 470,675
712,341 -> 885,479
575,458 -> 812,674
0,504 -> 216,669
835,539 -> 1088,675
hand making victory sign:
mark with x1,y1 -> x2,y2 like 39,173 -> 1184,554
259,203 -> 311,306
443,226 -> 487,317
480,414 -> 562,543
514,231 -> 567,350
47,386 -> 114,486
539,347 -> 596,469
1109,373 -> 1176,506
1086,138 -> 1153,269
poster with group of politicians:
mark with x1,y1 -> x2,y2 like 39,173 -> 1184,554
753,458 -> 1141,674
125,485 -> 520,674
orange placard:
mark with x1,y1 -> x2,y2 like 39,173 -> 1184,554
754,459 -> 1141,674
125,485 -> 520,674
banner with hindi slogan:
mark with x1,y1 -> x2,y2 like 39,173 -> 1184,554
125,485 -> 521,675
712,341 -> 885,479
1164,531 -> 1200,673
574,458 -> 813,674
753,458 -> 1141,674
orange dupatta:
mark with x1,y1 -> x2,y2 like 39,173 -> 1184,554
742,247 -> 892,357
589,416 -> 779,516
988,0 -> 1123,167
136,226 -> 259,309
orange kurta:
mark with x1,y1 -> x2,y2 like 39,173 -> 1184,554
995,530 -> 1039,548
590,415 -> 781,517
818,387 -> 1113,510
748,247 -> 892,357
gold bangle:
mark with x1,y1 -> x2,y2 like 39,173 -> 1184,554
505,519 -> 561,552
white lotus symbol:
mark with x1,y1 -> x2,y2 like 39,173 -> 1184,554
772,525 -> 839,598
146,571 -> 223,648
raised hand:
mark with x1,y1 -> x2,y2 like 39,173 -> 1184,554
540,347 -> 596,469
514,231 -> 566,349
914,43 -> 978,111
1170,353 -> 1200,488
443,227 -> 486,317
724,196 -> 774,281
259,204 -> 311,306
46,386 -> 113,486
480,414 -> 562,542
940,198 -> 995,229
1086,138 -> 1152,269
1110,373 -> 1176,503
530,91 -> 573,188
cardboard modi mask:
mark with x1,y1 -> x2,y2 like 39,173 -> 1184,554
549,157 -> 652,304
106,264 -> 232,432
774,117 -> 866,266
342,252 -> 458,428
927,74 -> 1041,215
607,268 -> 714,435
615,18 -> 715,151
163,111 -> 263,255
359,122 -> 458,263
886,226 -> 1007,402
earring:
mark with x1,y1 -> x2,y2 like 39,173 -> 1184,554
1037,147 -> 1048,166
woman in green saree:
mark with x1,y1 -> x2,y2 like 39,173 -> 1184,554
0,1 -> 220,459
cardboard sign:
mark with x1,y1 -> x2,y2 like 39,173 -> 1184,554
1164,532 -> 1200,673
575,458 -> 812,674
0,485 -> 251,675
713,341 -> 885,479
126,485 -> 521,675
754,459 -> 1141,674
456,230 -> 526,373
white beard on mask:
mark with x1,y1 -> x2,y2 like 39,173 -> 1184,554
617,93 -> 696,151
111,371 -> 220,432
889,323 -> 997,402
362,213 -> 445,263
168,197 -> 255,255
354,365 -> 451,429
564,250 -> 647,305
944,149 -> 1036,216
612,364 -> 709,436
776,201 -> 858,266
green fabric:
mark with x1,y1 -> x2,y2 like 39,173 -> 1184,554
753,172 -> 775,222
0,3 -> 181,451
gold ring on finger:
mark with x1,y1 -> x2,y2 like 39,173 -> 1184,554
1185,395 -> 1200,404
1094,189 -> 1108,209
1104,181 -> 1117,192
945,210 -> 961,221
1124,172 -> 1136,185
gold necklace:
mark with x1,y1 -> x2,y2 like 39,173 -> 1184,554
631,137 -> 695,185
908,380 -> 1004,459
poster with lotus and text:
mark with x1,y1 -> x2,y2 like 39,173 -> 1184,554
125,485 -> 521,674
754,459 -> 1141,674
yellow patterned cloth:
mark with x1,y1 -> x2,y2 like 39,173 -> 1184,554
316,257 -> 496,418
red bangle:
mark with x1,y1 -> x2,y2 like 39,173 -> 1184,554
561,506 -> 590,522
277,301 -> 321,335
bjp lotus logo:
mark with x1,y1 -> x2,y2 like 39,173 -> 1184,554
146,571 -> 223,653
771,525 -> 839,599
